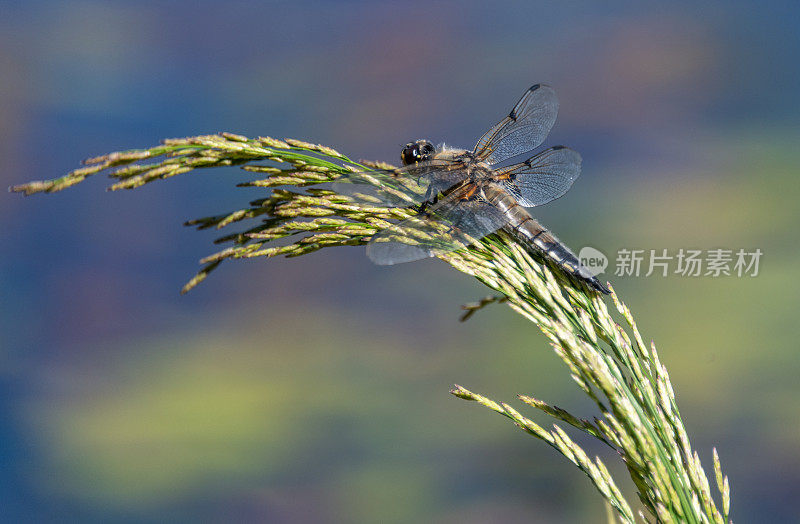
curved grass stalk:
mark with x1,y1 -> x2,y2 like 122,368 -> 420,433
11,132 -> 732,523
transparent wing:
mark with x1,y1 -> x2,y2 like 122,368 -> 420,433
332,159 -> 468,208
367,183 -> 508,265
472,84 -> 559,165
493,146 -> 581,207
332,168 -> 428,208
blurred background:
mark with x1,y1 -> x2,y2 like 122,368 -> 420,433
2,1 -> 799,521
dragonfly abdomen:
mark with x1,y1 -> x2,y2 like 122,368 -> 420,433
486,189 -> 609,294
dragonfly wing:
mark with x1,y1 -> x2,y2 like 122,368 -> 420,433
332,172 -> 425,208
367,183 -> 508,265
472,84 -> 559,165
494,146 -> 581,207
332,159 -> 468,208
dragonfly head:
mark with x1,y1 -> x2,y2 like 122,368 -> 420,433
401,140 -> 435,166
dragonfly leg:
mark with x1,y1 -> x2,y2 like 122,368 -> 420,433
414,186 -> 439,214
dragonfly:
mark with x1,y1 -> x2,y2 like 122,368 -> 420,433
336,84 -> 609,294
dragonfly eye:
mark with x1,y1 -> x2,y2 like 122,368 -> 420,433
401,140 -> 435,166
401,142 -> 421,165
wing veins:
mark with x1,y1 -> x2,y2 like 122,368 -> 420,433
473,84 -> 559,165
366,183 -> 508,264
492,146 -> 581,207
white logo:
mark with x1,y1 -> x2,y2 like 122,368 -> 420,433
578,246 -> 608,276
